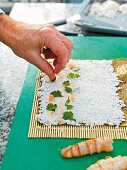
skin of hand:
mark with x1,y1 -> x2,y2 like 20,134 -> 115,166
0,14 -> 73,81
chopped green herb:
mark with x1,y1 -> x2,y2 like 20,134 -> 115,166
65,98 -> 73,110
73,67 -> 80,72
63,111 -> 76,121
46,103 -> 57,111
67,73 -> 80,79
65,86 -> 73,93
66,105 -> 73,110
63,80 -> 70,87
70,66 -> 80,72
65,98 -> 70,106
73,119 -> 76,122
50,90 -> 62,97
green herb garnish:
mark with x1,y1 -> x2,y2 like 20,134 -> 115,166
50,90 -> 62,97
65,86 -> 73,93
63,80 -> 70,87
70,66 -> 80,72
65,98 -> 73,110
65,98 -> 70,106
46,103 -> 57,111
63,111 -> 76,121
66,105 -> 73,110
67,73 -> 80,79
73,67 -> 80,72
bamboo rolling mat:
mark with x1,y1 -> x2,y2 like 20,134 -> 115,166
28,59 -> 127,139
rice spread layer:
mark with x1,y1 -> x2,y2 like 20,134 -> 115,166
36,60 -> 125,127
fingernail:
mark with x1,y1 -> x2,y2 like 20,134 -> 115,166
51,76 -> 56,82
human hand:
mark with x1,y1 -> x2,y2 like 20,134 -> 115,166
0,15 -> 73,81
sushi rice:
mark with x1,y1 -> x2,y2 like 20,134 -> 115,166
36,60 -> 125,127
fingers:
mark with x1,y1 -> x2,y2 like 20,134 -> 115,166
43,48 -> 62,68
43,27 -> 73,74
43,48 -> 57,59
43,30 -> 68,74
30,52 -> 56,81
44,26 -> 73,62
43,48 -> 59,67
56,32 -> 73,62
53,58 -> 57,67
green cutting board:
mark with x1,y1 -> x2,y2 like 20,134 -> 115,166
1,37 -> 127,170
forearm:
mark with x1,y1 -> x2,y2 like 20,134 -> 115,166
0,14 -> 18,48
0,14 -> 40,50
